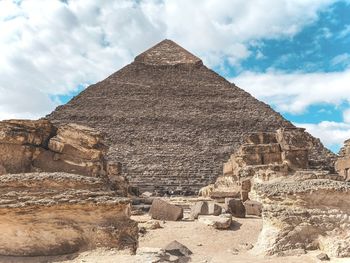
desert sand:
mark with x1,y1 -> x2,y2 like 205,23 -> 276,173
0,214 -> 348,263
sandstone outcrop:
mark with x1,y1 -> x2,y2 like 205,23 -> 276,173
0,119 -> 136,256
252,175 -> 350,258
335,139 -> 350,181
0,172 -> 138,256
0,119 -> 128,195
47,39 -> 335,193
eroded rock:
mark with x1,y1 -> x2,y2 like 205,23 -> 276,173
0,172 -> 138,256
252,176 -> 350,258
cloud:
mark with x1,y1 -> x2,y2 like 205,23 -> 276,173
343,108 -> 350,123
296,121 -> 350,152
232,69 -> 350,114
331,53 -> 350,67
0,0 -> 339,120
233,70 -> 350,151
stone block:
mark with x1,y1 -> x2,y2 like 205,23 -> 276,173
224,198 -> 246,218
282,149 -> 308,170
190,201 -> 222,219
244,200 -> 262,216
149,199 -> 183,221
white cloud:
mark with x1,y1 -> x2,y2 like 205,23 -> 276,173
343,109 -> 350,123
0,0 -> 338,120
331,53 -> 350,67
232,69 -> 350,114
233,70 -> 350,151
296,121 -> 350,151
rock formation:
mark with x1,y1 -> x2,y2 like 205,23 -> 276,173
0,119 -> 128,195
0,172 -> 138,256
0,119 -> 137,256
209,127 -> 334,199
252,174 -> 350,258
335,139 -> 350,181
46,39 -> 335,193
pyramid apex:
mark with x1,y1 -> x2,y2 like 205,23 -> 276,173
134,39 -> 202,66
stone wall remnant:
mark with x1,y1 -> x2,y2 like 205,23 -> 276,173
335,139 -> 350,181
210,128 -> 312,199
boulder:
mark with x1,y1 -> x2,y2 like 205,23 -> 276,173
198,214 -> 232,229
149,199 -> 183,221
164,240 -> 192,257
244,200 -> 262,217
190,201 -> 222,219
317,253 -> 330,261
225,198 -> 246,218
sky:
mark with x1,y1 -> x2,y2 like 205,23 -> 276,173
0,0 -> 350,153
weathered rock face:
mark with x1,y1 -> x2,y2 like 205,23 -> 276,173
0,172 -> 138,256
335,139 -> 350,181
0,119 -> 55,174
0,119 -> 128,195
46,39 -> 335,193
210,128 -> 335,199
252,175 -> 350,258
0,120 -> 136,256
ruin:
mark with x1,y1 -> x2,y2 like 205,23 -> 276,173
335,139 -> 350,181
205,128 -> 350,257
208,127 -> 335,199
47,39 -> 335,194
0,119 -> 137,256
0,39 -> 348,261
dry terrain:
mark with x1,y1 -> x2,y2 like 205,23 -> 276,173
0,214 -> 348,263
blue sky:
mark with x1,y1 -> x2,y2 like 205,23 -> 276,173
0,0 -> 350,153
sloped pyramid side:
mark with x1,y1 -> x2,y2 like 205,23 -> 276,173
48,40 -> 336,193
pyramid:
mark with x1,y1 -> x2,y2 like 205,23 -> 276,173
48,39 -> 335,193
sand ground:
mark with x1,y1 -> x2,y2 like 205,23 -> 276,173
0,214 -> 349,263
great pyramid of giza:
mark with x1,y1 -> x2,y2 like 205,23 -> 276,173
47,39 -> 335,193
